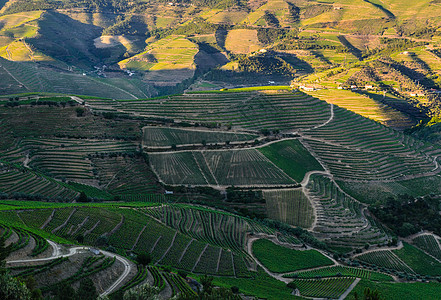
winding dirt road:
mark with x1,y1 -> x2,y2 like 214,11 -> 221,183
6,239 -> 133,296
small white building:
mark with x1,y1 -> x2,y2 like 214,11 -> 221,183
165,190 -> 174,195
300,86 -> 316,92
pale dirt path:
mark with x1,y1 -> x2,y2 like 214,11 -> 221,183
23,153 -> 30,168
89,77 -> 138,100
305,103 -> 334,131
352,240 -> 403,258
0,64 -> 30,90
52,208 -> 77,233
339,278 -> 361,300
246,236 -> 292,284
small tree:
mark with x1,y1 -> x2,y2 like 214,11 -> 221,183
76,235 -> 84,243
177,270 -> 187,278
75,107 -> 85,117
231,286 -> 239,294
136,252 -> 152,266
287,282 -> 297,290
77,192 -> 89,203
77,278 -> 98,300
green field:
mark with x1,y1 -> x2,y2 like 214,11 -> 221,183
213,268 -> 300,300
258,139 -> 324,182
349,280 -> 441,300
393,243 -> 441,276
252,239 -> 333,273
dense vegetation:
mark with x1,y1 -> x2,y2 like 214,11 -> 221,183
371,195 -> 441,237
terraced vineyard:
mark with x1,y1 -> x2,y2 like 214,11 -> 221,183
355,250 -> 415,274
302,106 -> 441,182
412,234 -> 441,260
306,174 -> 390,248
85,91 -> 332,132
0,164 -> 78,200
0,203 -> 296,281
149,149 -> 296,186
263,189 -> 314,228
290,277 -> 356,298
143,204 -> 278,253
286,265 -> 393,281
1,88 -> 441,299
143,126 -> 258,148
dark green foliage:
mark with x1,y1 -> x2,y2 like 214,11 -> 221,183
77,192 -> 90,203
288,3 -> 300,22
236,54 -> 296,77
136,252 -> 152,266
173,18 -> 222,36
370,195 -> 441,237
75,107 -> 85,117
273,36 -> 346,52
259,218 -> 328,250
0,236 -> 11,267
103,15 -> 149,36
23,276 -> 42,300
226,189 -> 264,204
363,38 -> 423,58
287,281 -> 297,289
352,287 -> 383,300
257,28 -> 288,45
263,11 -> 279,27
54,282 -> 76,300
76,278 -> 98,300
0,273 -> 31,300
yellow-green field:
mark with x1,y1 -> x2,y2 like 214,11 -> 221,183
305,88 -> 415,129
224,29 -> 262,54
119,35 -> 198,71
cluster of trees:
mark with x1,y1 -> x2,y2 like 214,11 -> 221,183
257,28 -> 290,45
226,188 -> 264,204
273,38 -> 348,52
263,11 -> 279,28
2,0 -> 134,15
103,15 -> 149,36
362,38 -> 422,58
0,236 -> 35,300
370,194 -> 441,237
259,218 -> 328,250
235,54 -> 296,77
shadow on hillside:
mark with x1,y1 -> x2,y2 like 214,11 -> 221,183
337,35 -> 363,60
26,10 -> 103,69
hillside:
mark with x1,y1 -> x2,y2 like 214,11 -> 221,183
2,0 -> 441,299
0,0 -> 440,124
1,87 -> 441,298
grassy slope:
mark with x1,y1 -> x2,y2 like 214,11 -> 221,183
258,139 -> 324,182
252,239 -> 333,273
119,35 -> 198,71
393,243 -> 441,276
337,176 -> 441,204
212,268 -> 301,300
349,279 -> 441,300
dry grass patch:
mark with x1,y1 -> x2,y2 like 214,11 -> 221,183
224,29 -> 262,54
